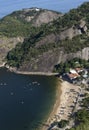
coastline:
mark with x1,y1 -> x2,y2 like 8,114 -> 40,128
0,63 -> 82,130
42,79 -> 62,130
13,70 -> 59,76
4,65 -> 59,76
42,80 -> 80,130
0,63 -> 59,76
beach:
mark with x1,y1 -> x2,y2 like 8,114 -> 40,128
42,79 -> 80,130
0,64 -> 81,130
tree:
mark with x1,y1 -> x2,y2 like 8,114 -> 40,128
58,120 -> 69,128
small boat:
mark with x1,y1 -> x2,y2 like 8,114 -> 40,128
38,83 -> 40,86
32,81 -> 38,84
10,92 -> 14,95
21,101 -> 24,104
4,83 -> 7,85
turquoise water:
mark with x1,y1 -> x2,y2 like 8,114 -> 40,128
0,0 -> 88,18
0,68 -> 57,130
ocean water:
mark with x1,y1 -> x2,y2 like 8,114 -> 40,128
0,0 -> 89,18
0,68 -> 57,130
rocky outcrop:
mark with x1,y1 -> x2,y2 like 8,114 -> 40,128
18,47 -> 89,73
76,20 -> 87,34
1,5 -> 89,73
0,37 -> 24,65
57,47 -> 89,63
12,8 -> 62,27
18,49 -> 61,72
59,20 -> 87,40
35,20 -> 88,47
59,27 -> 80,40
32,10 -> 62,27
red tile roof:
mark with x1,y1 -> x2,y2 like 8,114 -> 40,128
68,73 -> 79,79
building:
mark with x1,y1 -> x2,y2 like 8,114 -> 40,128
75,68 -> 83,73
70,69 -> 77,74
67,68 -> 80,80
68,73 -> 79,80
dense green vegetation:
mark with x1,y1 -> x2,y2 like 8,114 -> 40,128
54,58 -> 89,74
0,2 -> 89,37
58,120 -> 69,128
50,95 -> 89,130
6,32 -> 89,67
6,30 -> 55,67
69,95 -> 89,130
0,9 -> 51,37
51,2 -> 89,30
60,35 -> 89,53
2,3 -> 89,130
0,15 -> 31,37
0,1 -> 87,71
5,2 -> 89,67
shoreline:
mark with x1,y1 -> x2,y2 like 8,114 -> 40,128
0,63 -> 58,76
13,70 -> 59,76
0,63 -> 82,130
42,79 -> 62,130
42,80 -> 81,130
6,65 -> 59,76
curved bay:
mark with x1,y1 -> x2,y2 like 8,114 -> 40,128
0,68 -> 57,130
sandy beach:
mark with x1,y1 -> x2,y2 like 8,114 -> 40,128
42,79 -> 80,130
0,64 -> 81,130
41,79 -> 62,130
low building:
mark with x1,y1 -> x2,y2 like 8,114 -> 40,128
68,73 -> 80,80
75,68 -> 83,73
70,69 -> 77,74
67,68 -> 80,80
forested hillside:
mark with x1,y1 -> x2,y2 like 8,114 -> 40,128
0,2 -> 89,72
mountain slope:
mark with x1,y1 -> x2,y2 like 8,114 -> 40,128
0,8 -> 61,37
1,2 -> 89,72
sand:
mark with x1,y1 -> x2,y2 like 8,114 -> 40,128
0,64 -> 81,130
41,79 -> 62,130
42,79 -> 80,130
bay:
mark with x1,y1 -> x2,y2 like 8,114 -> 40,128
0,68 -> 57,130
0,0 -> 89,130
0,0 -> 89,18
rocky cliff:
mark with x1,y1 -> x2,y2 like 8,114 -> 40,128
0,37 -> 23,65
18,47 -> 89,72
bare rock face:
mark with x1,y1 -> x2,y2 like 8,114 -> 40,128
80,19 -> 86,28
25,16 -> 34,22
57,47 -> 89,63
32,10 -> 62,27
81,47 -> 89,60
11,7 -> 62,27
59,19 -> 87,40
78,20 -> 87,34
18,49 -> 61,72
35,33 -> 58,48
0,37 -> 24,65
59,27 -> 80,40
18,47 -> 89,73
1,7 -> 89,72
